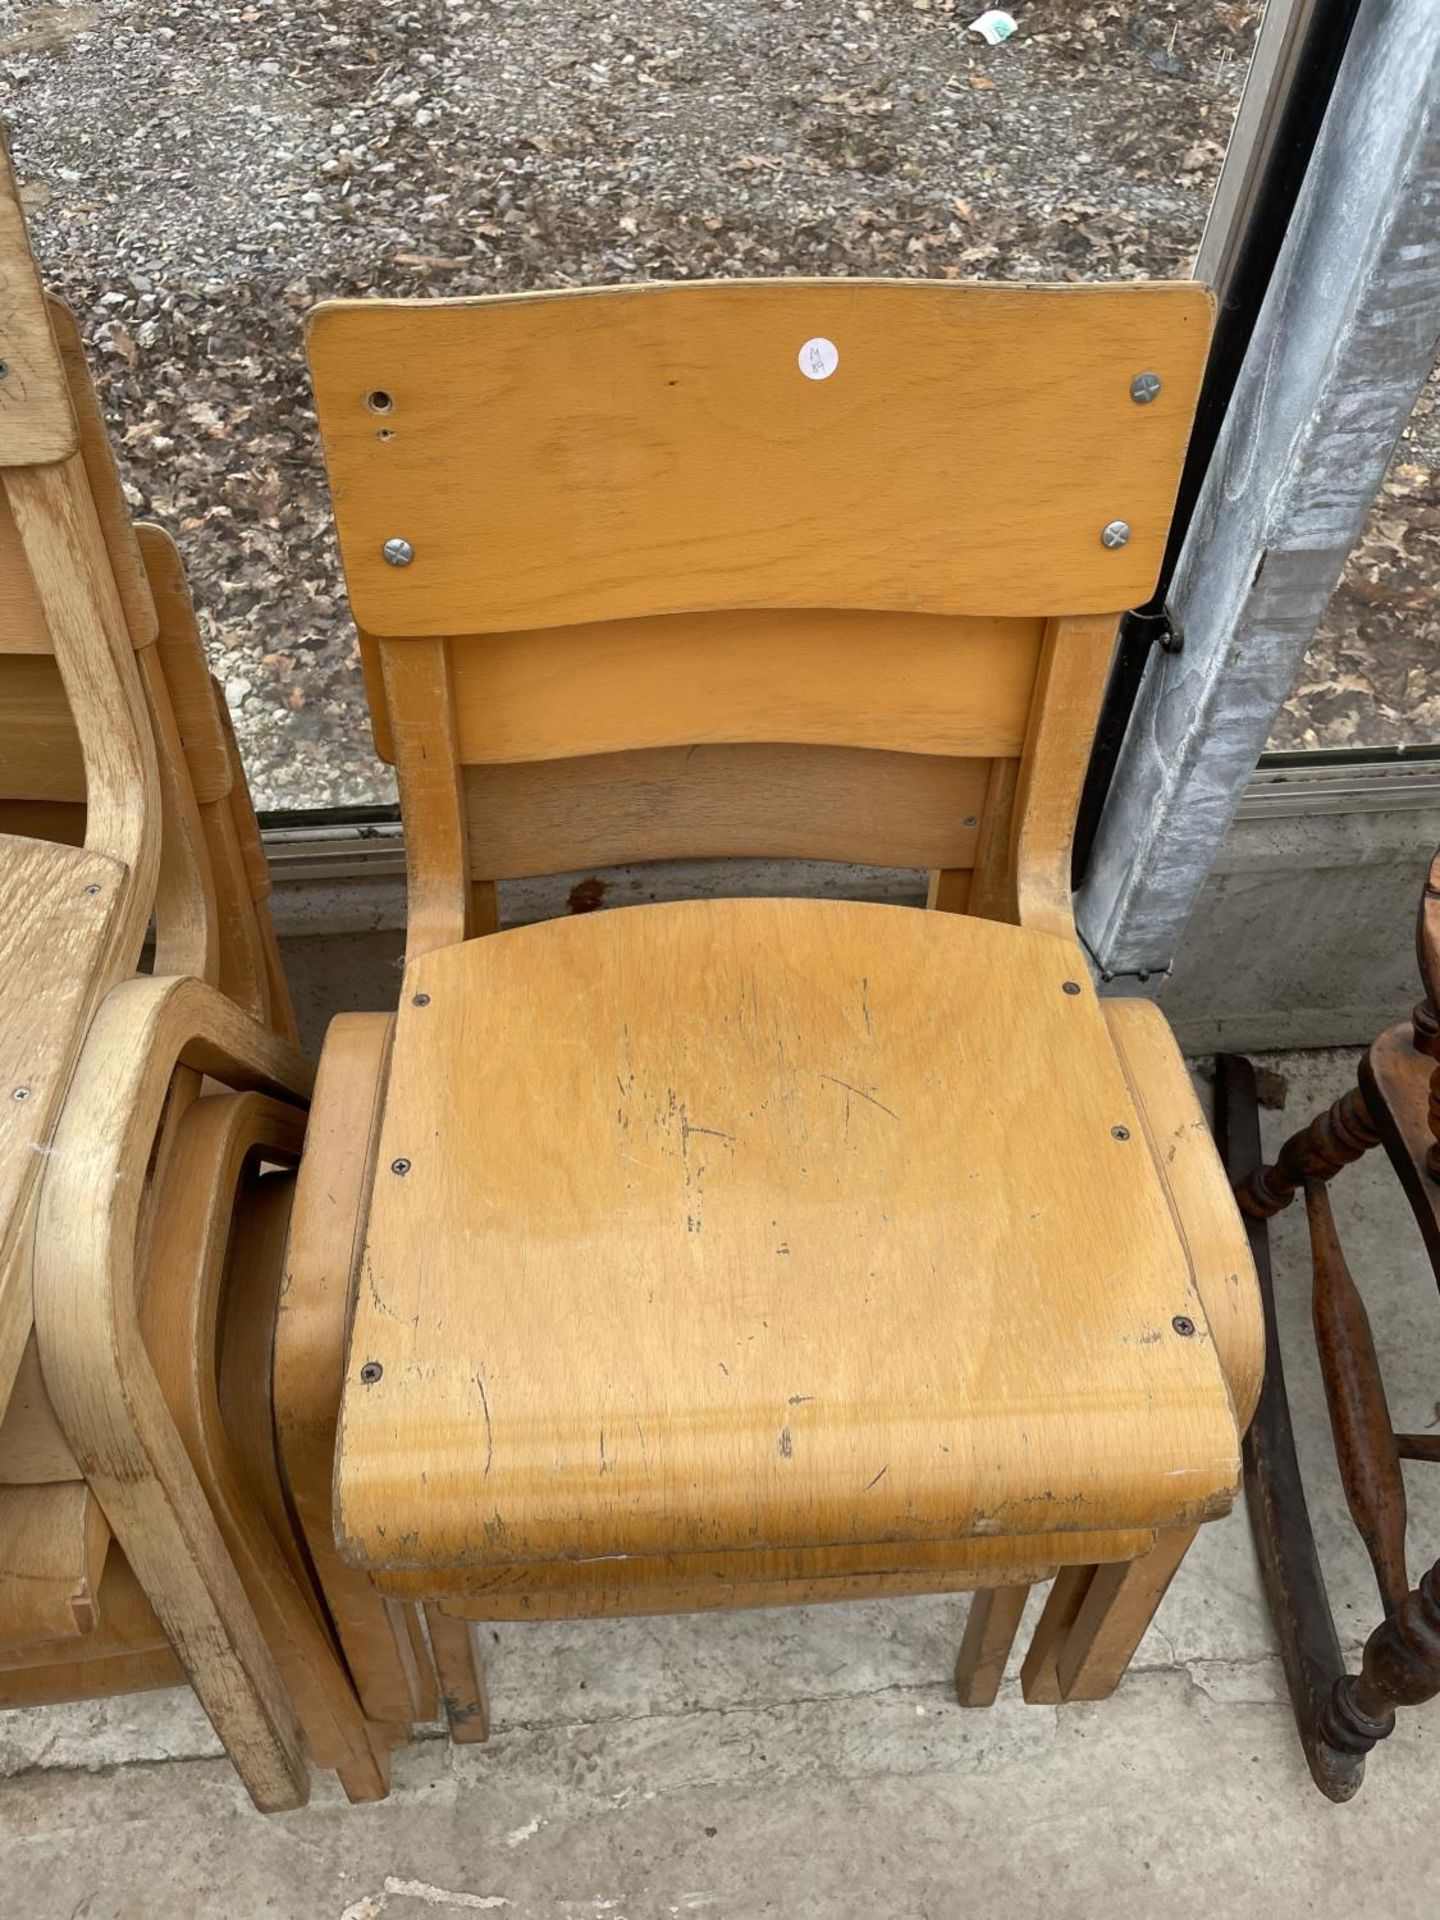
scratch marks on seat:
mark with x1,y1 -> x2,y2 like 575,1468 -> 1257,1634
817,1071 -> 900,1128
672,1092 -> 737,1235
475,1367 -> 494,1476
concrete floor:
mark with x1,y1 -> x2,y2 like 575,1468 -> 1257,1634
2,1049 -> 1438,1917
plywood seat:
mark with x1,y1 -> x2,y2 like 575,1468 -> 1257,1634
339,897 -> 1241,1580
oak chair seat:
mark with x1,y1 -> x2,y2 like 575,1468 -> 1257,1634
339,896 -> 1241,1580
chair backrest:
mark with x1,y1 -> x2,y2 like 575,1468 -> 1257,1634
307,279 -> 1211,953
0,140 -> 162,1411
0,266 -> 295,1035
0,295 -> 156,819
0,140 -> 297,1407
0,295 -> 284,1015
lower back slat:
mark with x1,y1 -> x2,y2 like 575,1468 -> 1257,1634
465,743 -> 996,880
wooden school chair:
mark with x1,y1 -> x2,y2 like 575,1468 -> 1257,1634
0,147 -> 427,1808
291,276 -> 1264,1740
1217,847 -> 1440,1800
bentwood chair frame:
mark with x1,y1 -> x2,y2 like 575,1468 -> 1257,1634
0,145 -> 426,1809
286,278 -> 1263,1737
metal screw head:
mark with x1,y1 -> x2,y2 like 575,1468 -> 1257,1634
0,361 -> 9,380
1061,980 -> 1082,996
1130,372 -> 1162,405
1172,1315 -> 1196,1338
382,537 -> 415,568
11,1086 -> 30,1102
412,992 -> 431,1007
1100,520 -> 1132,550
82,883 -> 103,897
359,1361 -> 384,1385
390,1157 -> 411,1176
1111,1124 -> 1131,1141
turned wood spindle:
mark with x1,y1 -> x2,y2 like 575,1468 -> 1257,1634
1319,1560 -> 1440,1766
1235,1085 -> 1380,1221
1415,851 -> 1440,1176
1304,1179 -> 1409,1617
1318,846 -> 1440,1774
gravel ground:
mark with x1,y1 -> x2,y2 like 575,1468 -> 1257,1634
1,0 -> 1430,805
1268,406 -> 1440,753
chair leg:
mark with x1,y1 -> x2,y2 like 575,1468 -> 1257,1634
954,1583 -> 1030,1707
1019,1566 -> 1095,1704
1318,1556 -> 1440,1772
1053,1529 -> 1196,1701
274,1014 -> 430,1737
1216,1051 -> 1368,1800
426,1606 -> 491,1744
210,1154 -> 390,1803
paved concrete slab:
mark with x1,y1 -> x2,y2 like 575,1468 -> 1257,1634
2,1048 -> 1438,1916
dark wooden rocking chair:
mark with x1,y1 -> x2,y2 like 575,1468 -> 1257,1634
1216,847 -> 1440,1800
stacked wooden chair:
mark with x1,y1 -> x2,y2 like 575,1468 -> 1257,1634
276,277 -> 1265,1734
0,146 -> 434,1809
1218,849 -> 1440,1799
2,170 -> 1268,1804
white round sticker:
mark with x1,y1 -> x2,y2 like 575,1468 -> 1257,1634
798,336 -> 839,381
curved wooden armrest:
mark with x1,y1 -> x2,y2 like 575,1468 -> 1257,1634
33,972 -> 312,1811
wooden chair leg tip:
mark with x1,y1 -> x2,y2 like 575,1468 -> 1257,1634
953,1681 -> 1001,1710
444,1708 -> 491,1745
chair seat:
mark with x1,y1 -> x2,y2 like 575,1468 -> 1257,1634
338,899 -> 1242,1577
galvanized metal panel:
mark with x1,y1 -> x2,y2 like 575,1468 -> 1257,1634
1079,0 -> 1440,978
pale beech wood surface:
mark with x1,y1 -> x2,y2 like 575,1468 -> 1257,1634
439,610 -> 1041,764
339,898 -> 1240,1574
0,1481 -> 109,1648
48,298 -> 156,652
0,486 -> 50,651
461,742 -> 992,881
136,523 -> 233,805
0,140 -> 76,469
0,655 -> 87,801
33,974 -> 313,1811
299,272 -> 1237,1695
372,1532 -> 1152,1616
0,838 -> 125,1410
276,1012 -> 434,1734
140,1091 -> 386,1800
1104,999 -> 1263,1431
0,1545 -> 181,1707
309,280 -> 1210,635
0,1335 -> 80,1485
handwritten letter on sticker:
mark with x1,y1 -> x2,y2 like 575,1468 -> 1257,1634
798,337 -> 839,381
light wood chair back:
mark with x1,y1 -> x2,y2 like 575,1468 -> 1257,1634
0,151 -> 163,1413
1,135 -> 300,1405
308,280 -> 1211,952
0,140 -> 416,1809
0,295 -> 293,1036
